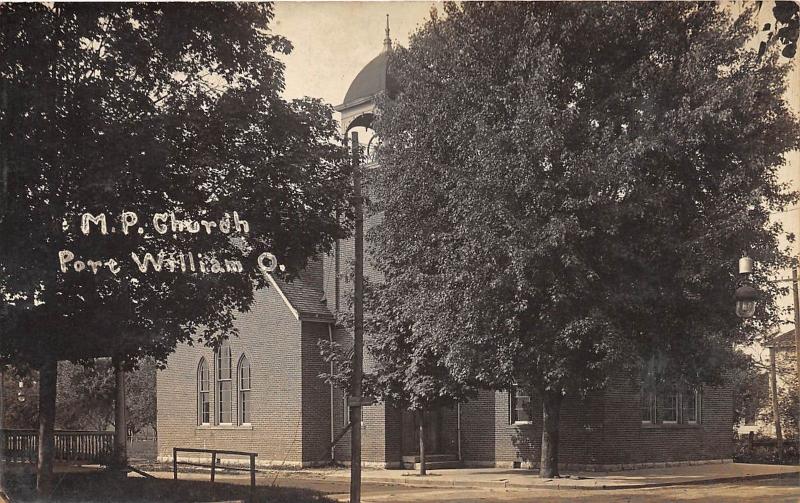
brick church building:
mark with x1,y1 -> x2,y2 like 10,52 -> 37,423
157,26 -> 735,472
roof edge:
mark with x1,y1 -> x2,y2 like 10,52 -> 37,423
265,273 -> 300,321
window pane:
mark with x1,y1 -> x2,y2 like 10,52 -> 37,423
240,358 -> 251,390
684,390 -> 698,423
198,359 -> 210,424
217,343 -> 232,380
238,356 -> 251,424
219,380 -> 232,423
658,393 -> 678,423
510,386 -> 532,423
641,391 -> 653,423
201,392 -> 210,424
240,390 -> 250,424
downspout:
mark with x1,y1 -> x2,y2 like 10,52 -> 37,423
329,323 -> 336,462
457,403 -> 462,462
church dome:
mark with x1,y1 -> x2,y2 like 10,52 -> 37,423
342,51 -> 390,106
338,16 -> 395,111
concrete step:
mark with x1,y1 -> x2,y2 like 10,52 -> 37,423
401,460 -> 464,470
401,454 -> 459,463
400,454 -> 462,470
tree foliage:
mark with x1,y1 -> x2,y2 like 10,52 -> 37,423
371,2 -> 799,475
321,277 -> 474,412
0,366 -> 39,429
729,350 -> 770,427
0,3 -> 352,367
759,1 -> 800,59
775,353 -> 799,436
54,358 -> 156,435
56,361 -> 115,431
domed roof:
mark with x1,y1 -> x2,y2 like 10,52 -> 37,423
341,51 -> 390,107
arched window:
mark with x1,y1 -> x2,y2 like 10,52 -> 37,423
216,341 -> 232,424
197,358 -> 210,425
238,355 -> 251,425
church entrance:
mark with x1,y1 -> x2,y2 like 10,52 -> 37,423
401,408 -> 443,455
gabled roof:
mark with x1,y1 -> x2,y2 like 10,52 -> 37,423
265,261 -> 334,323
769,328 -> 797,349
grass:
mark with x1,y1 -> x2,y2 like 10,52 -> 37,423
3,471 -> 336,503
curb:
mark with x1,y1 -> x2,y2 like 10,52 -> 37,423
138,467 -> 800,492
312,469 -> 800,491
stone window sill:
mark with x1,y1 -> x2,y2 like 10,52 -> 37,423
508,421 -> 535,428
196,424 -> 253,431
641,422 -> 701,430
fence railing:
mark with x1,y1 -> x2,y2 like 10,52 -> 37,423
173,447 -> 257,502
1,429 -> 114,464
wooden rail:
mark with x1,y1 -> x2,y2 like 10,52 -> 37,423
173,447 -> 257,502
1,429 -> 114,464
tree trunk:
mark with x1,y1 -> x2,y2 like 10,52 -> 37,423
539,391 -> 562,478
37,357 -> 57,499
112,356 -> 127,469
418,408 -> 427,476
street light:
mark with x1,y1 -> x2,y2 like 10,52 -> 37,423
735,285 -> 759,318
736,256 -> 758,319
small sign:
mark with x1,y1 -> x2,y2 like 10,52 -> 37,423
347,396 -> 376,407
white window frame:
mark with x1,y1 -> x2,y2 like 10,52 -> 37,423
216,342 -> 233,425
641,390 -> 655,424
658,392 -> 679,424
641,387 -> 702,425
198,358 -> 210,425
238,355 -> 251,425
683,388 -> 701,424
509,385 -> 533,425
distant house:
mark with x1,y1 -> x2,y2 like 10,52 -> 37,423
156,26 -> 735,472
738,329 -> 797,438
770,329 -> 799,367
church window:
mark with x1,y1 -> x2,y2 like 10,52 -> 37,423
641,390 -> 654,424
216,341 -> 232,424
509,385 -> 533,424
683,388 -> 701,424
198,358 -> 210,425
641,387 -> 701,425
238,355 -> 251,425
658,392 -> 679,424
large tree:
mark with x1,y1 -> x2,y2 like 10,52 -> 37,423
372,2 -> 799,477
322,277 -> 474,474
0,3 -> 350,496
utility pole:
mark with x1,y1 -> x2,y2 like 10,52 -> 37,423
769,345 -> 784,464
1,365 -> 6,500
794,266 -> 800,429
349,131 -> 363,503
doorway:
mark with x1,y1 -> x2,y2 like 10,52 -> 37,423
401,408 -> 442,455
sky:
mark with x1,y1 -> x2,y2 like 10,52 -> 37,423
272,1 -> 441,106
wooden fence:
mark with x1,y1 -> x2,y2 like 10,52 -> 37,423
173,447 -> 257,502
1,429 -> 114,464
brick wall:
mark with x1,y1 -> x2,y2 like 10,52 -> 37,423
597,374 -> 734,468
460,376 -> 734,470
301,321 -> 333,465
157,285 -> 305,466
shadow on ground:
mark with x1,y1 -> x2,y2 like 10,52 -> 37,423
4,471 -> 335,503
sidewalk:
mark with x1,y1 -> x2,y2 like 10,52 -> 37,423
296,462 -> 800,490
